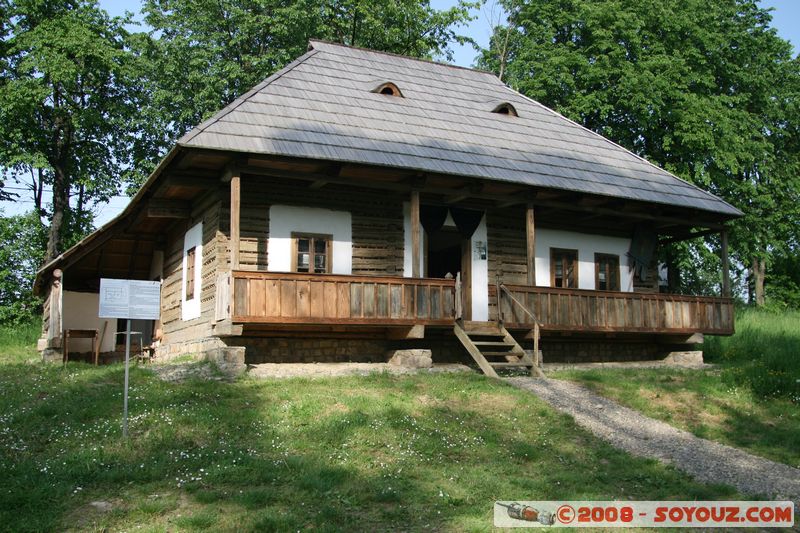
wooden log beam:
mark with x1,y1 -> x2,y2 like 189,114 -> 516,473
526,203 -> 536,286
146,199 -> 191,219
411,190 -> 421,278
230,172 -> 241,270
236,161 -> 726,230
720,228 -> 730,297
659,228 -> 718,245
386,325 -> 425,340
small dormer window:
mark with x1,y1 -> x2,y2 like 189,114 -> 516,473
492,103 -> 518,116
374,82 -> 403,97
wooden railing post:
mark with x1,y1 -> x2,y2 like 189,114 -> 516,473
454,272 -> 463,321
720,228 -> 730,298
495,274 -> 504,325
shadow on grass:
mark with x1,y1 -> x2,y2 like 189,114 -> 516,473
0,362 -> 738,532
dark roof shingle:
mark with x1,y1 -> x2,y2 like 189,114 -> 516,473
179,40 -> 740,217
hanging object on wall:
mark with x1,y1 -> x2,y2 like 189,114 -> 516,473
628,225 -> 657,280
450,207 -> 483,239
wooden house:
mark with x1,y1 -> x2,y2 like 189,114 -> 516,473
35,41 -> 740,375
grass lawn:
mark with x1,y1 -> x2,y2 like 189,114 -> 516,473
0,328 -> 738,532
551,309 -> 800,470
550,367 -> 800,469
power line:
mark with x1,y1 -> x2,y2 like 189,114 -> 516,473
2,185 -> 133,199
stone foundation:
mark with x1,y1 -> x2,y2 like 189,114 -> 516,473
241,337 -> 389,364
46,327 -> 704,371
386,349 -> 433,368
536,337 -> 702,364
154,337 -> 246,375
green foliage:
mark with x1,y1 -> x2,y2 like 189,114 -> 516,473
134,0 -> 477,183
0,212 -> 46,324
0,0 -> 153,260
0,319 -> 40,361
0,361 -> 736,531
763,251 -> 800,309
480,0 -> 800,299
705,308 -> 800,402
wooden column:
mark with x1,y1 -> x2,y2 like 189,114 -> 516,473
230,172 -> 241,270
411,190 -> 420,278
720,228 -> 730,297
526,203 -> 536,285
48,269 -> 62,347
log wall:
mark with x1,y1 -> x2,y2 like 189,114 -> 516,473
161,190 -> 222,344
218,177 -> 405,275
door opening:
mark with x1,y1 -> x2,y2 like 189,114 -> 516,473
426,226 -> 471,320
427,227 -> 463,279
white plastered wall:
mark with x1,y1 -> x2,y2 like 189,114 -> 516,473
534,229 -> 634,291
403,206 -> 489,321
181,222 -> 203,321
267,205 -> 352,274
62,291 -> 116,353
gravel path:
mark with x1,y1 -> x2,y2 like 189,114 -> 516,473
507,377 -> 800,505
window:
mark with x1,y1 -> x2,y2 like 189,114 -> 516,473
292,233 -> 331,273
185,247 -> 196,299
551,248 -> 578,288
373,82 -> 403,97
181,222 -> 203,321
595,253 -> 620,291
492,102 -> 518,116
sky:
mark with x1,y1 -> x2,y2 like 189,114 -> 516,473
3,0 -> 798,227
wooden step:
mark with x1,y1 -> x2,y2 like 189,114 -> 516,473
462,322 -> 502,335
481,351 -> 525,357
489,362 -> 534,368
471,341 -> 514,347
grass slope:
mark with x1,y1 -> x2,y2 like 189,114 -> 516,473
705,308 -> 800,402
550,367 -> 800,469
552,309 -> 800,469
0,339 -> 736,531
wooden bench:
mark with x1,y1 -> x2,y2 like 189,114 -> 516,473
63,329 -> 99,365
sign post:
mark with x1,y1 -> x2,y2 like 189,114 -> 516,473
99,278 -> 161,438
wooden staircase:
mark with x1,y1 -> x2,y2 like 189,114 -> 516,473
454,321 -> 541,378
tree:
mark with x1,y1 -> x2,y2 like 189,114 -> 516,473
0,0 -> 147,262
478,0 -> 800,303
135,0 -> 476,176
0,211 -> 46,323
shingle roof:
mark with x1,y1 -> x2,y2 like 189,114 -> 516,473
179,40 -> 741,217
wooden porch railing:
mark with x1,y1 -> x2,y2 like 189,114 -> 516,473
495,285 -> 734,335
230,271 -> 456,325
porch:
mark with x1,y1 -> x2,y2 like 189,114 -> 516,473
219,270 -> 734,336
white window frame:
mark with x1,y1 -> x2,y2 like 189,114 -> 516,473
181,222 -> 203,321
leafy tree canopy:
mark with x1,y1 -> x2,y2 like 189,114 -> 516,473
0,0 -> 149,261
479,0 -> 800,302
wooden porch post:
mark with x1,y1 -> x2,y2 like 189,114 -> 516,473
230,172 -> 241,270
526,203 -> 536,285
720,228 -> 730,297
48,269 -> 62,348
411,190 -> 421,278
